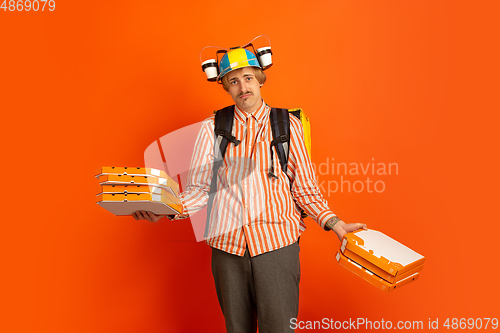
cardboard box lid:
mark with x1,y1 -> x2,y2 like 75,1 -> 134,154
96,193 -> 182,216
341,229 -> 425,277
336,251 -> 420,292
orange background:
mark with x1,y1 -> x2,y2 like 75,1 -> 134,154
1,0 -> 499,332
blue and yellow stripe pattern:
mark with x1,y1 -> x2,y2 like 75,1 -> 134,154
218,48 -> 261,81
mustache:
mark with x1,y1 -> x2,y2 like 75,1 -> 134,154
238,91 -> 253,98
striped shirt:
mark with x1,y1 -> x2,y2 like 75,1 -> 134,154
174,100 -> 337,257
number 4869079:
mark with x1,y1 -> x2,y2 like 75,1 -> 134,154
1,0 -> 56,11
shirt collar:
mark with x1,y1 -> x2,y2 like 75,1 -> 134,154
234,99 -> 269,125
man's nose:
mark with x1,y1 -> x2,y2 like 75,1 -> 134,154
240,79 -> 249,91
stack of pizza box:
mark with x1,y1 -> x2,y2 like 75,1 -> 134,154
95,166 -> 182,216
336,229 -> 425,292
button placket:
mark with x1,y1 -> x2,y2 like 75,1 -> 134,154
243,115 -> 256,215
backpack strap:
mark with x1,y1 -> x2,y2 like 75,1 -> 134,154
269,108 -> 291,179
270,108 -> 308,219
214,106 -> 241,153
204,105 -> 240,238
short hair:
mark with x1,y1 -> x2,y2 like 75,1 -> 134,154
221,67 -> 267,92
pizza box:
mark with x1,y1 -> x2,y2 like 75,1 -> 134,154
96,167 -> 179,196
341,247 -> 424,284
336,251 -> 420,292
96,166 -> 170,179
96,192 -> 182,216
99,184 -> 171,196
98,174 -> 178,197
340,229 -> 425,279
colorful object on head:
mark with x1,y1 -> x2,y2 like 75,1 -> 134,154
200,35 -> 273,83
217,48 -> 262,82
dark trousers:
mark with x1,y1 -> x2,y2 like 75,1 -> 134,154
211,243 -> 301,333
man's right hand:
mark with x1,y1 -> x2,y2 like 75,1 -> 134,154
132,210 -> 165,222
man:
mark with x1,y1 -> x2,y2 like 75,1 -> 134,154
133,47 -> 366,332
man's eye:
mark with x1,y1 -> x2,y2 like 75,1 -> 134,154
246,77 -> 252,81
230,80 -> 237,84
